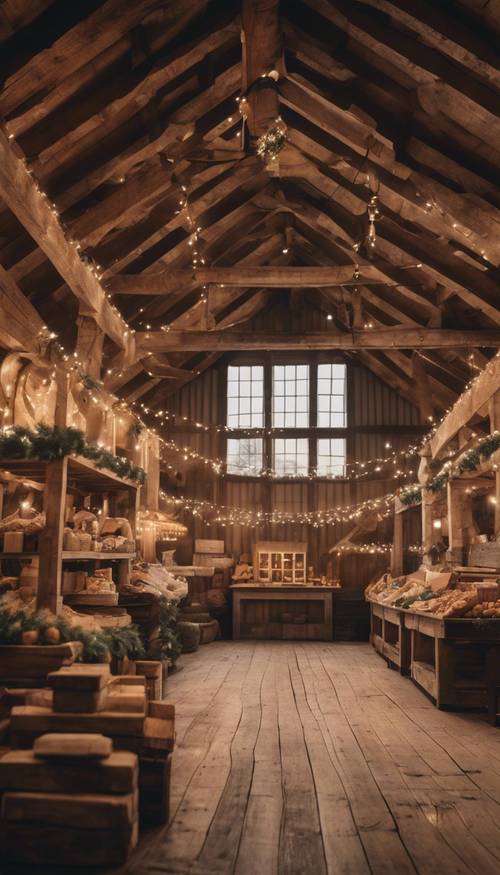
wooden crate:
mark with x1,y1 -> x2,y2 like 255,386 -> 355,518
139,752 -> 172,825
0,642 -> 82,687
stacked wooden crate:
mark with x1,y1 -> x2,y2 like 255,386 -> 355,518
0,732 -> 138,866
8,664 -> 175,825
0,641 -> 82,688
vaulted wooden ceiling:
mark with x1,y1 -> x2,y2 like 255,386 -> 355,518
0,0 -> 499,425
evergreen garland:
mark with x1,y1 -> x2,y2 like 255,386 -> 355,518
155,597 -> 182,664
0,424 -> 145,484
425,432 -> 500,494
0,605 -> 146,663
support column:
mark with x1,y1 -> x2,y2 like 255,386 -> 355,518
38,457 -> 68,613
446,480 -> 465,565
242,0 -> 281,146
391,502 -> 404,576
412,353 -> 434,424
489,390 -> 500,535
75,312 -> 105,442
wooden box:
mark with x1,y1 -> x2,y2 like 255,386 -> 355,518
0,642 -> 82,687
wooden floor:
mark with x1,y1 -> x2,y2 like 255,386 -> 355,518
121,640 -> 500,875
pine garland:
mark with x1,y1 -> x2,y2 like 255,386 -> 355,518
155,597 -> 182,664
0,424 -> 145,484
0,605 -> 146,663
425,431 -> 500,494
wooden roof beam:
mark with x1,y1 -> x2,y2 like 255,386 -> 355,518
0,263 -> 46,352
16,14 -> 238,161
304,0 -> 500,116
430,353 -> 500,458
106,265 -> 389,294
283,174 -> 500,325
136,328 -> 500,353
280,79 -> 500,264
0,129 -> 132,354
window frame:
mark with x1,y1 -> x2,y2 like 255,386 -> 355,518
223,353 -> 349,481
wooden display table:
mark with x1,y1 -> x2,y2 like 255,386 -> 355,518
405,611 -> 500,710
368,600 -> 500,710
231,583 -> 333,641
368,600 -> 410,675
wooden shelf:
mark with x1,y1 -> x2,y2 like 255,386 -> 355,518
2,551 -> 135,561
61,551 -> 136,561
0,454 -> 139,492
0,455 -> 139,613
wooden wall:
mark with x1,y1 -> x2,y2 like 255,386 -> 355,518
163,348 -> 423,625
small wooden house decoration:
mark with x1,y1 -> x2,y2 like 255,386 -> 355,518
253,541 -> 307,584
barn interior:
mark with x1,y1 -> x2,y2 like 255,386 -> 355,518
0,1 -> 500,872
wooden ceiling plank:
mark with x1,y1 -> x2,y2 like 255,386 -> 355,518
281,77 -> 500,263
2,0 -> 179,116
54,64 -> 241,213
304,0 -> 500,112
361,0 -> 500,88
30,18 -> 239,173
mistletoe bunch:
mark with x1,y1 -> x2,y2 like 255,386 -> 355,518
256,117 -> 287,163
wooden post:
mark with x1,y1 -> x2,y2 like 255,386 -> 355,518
75,313 -> 105,442
489,390 -> 500,535
446,480 -> 465,565
412,353 -> 434,424
391,503 -> 404,576
54,365 -> 70,428
144,434 -> 160,512
241,0 -> 281,146
38,457 -> 68,613
421,493 -> 435,568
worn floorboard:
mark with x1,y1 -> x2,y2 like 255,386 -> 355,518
117,641 -> 500,874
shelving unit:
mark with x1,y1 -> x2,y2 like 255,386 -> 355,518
0,455 -> 139,613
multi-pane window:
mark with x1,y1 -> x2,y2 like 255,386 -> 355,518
317,363 -> 346,427
227,365 -> 264,428
317,438 -> 346,477
272,364 -> 309,428
226,360 -> 348,477
227,438 -> 263,476
273,438 -> 309,477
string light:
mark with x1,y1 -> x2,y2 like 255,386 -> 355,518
159,491 -> 395,528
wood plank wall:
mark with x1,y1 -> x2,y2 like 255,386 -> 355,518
163,352 -> 423,604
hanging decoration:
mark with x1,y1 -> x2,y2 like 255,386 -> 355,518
256,116 -> 287,165
367,195 -> 380,249
160,491 -> 395,528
